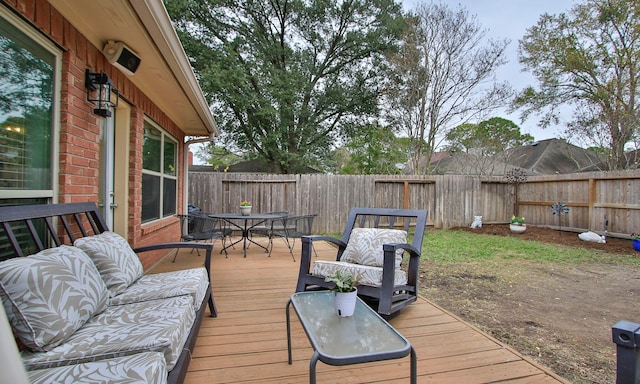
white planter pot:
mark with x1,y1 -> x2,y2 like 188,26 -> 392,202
239,206 -> 252,216
509,224 -> 526,233
333,288 -> 357,317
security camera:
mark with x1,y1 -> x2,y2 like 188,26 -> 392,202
102,41 -> 141,76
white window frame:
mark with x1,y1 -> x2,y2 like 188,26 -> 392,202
0,6 -> 61,202
141,118 -> 178,223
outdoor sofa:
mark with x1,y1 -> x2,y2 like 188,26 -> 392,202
0,202 -> 216,384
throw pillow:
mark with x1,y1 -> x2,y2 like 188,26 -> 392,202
74,231 -> 144,297
0,245 -> 109,351
340,228 -> 407,268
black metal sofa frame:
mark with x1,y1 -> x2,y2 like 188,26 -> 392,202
295,207 -> 428,317
0,202 -> 215,384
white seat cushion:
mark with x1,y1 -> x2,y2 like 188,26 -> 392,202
27,352 -> 168,384
0,245 -> 109,351
21,296 -> 194,371
74,231 -> 144,297
109,267 -> 209,311
312,260 -> 407,287
340,228 -> 407,268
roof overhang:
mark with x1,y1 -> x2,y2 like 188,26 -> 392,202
48,0 -> 217,137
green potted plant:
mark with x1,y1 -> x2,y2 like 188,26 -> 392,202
632,233 -> 640,252
325,270 -> 358,317
239,200 -> 252,216
509,215 -> 526,233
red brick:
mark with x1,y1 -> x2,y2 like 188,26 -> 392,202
72,156 -> 90,168
64,143 -> 84,156
70,175 -> 90,185
63,20 -> 76,53
65,105 -> 87,121
15,0 -> 34,20
71,139 -> 93,152
82,150 -> 99,163
33,0 -> 49,33
86,44 -> 97,69
65,165 -> 85,177
76,31 -> 86,61
49,6 -> 63,44
63,184 -> 88,195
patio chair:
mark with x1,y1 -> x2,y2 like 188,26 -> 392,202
295,207 -> 428,317
248,211 -> 290,241
268,213 -> 318,261
175,213 -> 232,260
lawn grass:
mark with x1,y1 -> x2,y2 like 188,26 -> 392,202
422,228 -> 640,265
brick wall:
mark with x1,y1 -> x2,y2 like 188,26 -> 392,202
3,0 -> 187,269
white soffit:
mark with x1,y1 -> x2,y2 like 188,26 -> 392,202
48,0 -> 217,137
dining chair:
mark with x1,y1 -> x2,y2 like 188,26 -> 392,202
248,211 -> 290,243
174,213 -> 232,260
268,213 -> 318,261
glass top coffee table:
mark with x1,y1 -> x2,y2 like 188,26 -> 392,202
286,291 -> 416,383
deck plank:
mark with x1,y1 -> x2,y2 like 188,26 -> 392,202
152,237 -> 568,384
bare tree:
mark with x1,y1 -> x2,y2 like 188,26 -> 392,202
517,0 -> 640,170
383,2 -> 512,175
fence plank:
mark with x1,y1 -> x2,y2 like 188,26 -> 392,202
188,170 -> 640,237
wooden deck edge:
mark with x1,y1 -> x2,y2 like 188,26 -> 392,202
415,295 -> 570,383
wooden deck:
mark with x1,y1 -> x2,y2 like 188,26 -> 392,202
152,237 -> 568,384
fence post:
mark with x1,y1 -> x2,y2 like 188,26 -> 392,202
612,320 -> 640,384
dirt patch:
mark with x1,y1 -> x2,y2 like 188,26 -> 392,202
457,224 -> 632,254
419,225 -> 640,384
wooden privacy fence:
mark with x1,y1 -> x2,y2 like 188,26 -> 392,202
188,170 -> 640,238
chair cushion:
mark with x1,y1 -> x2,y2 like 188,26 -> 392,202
109,267 -> 209,311
27,351 -> 168,384
74,231 -> 144,297
340,228 -> 407,268
21,295 -> 194,371
0,245 -> 109,351
312,260 -> 407,287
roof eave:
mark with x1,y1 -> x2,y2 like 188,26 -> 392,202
131,0 -> 217,137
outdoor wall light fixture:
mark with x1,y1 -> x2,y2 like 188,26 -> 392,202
85,69 -> 118,117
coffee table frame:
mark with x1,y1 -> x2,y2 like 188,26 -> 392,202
286,291 -> 416,383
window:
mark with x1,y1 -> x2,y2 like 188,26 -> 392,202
142,120 -> 177,223
0,7 -> 58,202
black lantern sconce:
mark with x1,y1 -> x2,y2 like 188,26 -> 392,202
85,69 -> 119,117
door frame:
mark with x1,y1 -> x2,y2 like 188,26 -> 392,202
112,101 -> 131,235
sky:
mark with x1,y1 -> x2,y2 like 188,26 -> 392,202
192,1 -> 579,164
402,0 -> 576,142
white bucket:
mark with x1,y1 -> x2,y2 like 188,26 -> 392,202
333,288 -> 357,317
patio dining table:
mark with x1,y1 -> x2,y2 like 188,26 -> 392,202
209,212 -> 287,257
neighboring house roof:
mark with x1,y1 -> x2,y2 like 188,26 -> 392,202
400,152 -> 453,175
428,152 -> 538,176
410,138 -> 605,175
504,139 -> 604,174
49,0 -> 217,137
429,152 -> 452,163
